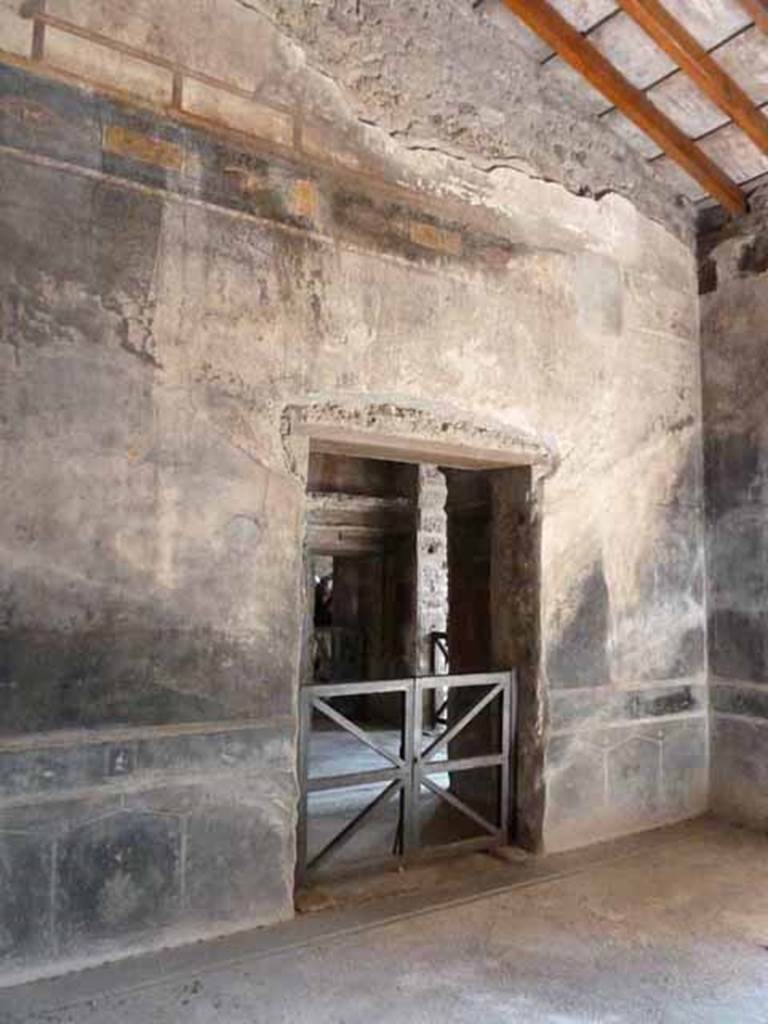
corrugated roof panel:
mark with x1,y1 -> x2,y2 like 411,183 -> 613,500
644,75 -> 726,140
624,27 -> 767,142
717,28 -> 768,106
549,0 -> 618,32
655,0 -> 751,50
653,122 -> 768,201
700,123 -> 768,183
602,79 -> 727,160
485,0 -> 767,211
580,12 -> 677,89
600,28 -> 768,157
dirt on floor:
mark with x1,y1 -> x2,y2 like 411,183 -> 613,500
3,818 -> 768,1023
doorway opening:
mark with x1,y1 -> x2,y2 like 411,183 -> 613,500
298,447 -> 537,880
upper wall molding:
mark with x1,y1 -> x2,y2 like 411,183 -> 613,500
0,0 -> 693,242
0,58 -> 569,281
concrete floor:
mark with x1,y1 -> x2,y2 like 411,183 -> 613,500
3,818 -> 768,1023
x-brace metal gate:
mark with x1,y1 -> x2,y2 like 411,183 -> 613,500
297,671 -> 516,881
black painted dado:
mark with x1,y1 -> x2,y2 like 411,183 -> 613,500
0,722 -> 295,973
712,682 -> 768,721
0,831 -> 51,963
551,683 -> 704,731
56,812 -> 181,946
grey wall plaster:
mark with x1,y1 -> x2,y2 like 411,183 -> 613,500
700,197 -> 768,830
0,59 -> 707,982
247,0 -> 694,240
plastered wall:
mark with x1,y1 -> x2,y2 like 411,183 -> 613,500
0,0 -> 707,983
700,197 -> 768,829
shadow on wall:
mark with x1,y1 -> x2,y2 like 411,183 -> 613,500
546,440 -> 706,690
542,437 -> 709,850
705,431 -> 768,682
0,542 -> 298,733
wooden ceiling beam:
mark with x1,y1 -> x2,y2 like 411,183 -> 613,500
735,0 -> 768,35
617,0 -> 768,156
500,0 -> 747,214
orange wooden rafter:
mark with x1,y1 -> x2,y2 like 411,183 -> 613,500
618,0 -> 768,156
500,0 -> 747,214
734,0 -> 768,36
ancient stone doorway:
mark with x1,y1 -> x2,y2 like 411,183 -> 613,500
283,400 -> 552,880
295,440 -> 541,879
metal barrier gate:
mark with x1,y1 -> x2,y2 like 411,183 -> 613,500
297,671 -> 516,881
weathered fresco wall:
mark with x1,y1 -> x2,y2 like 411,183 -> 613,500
700,195 -> 768,829
0,0 -> 706,984
0,0 -> 692,240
